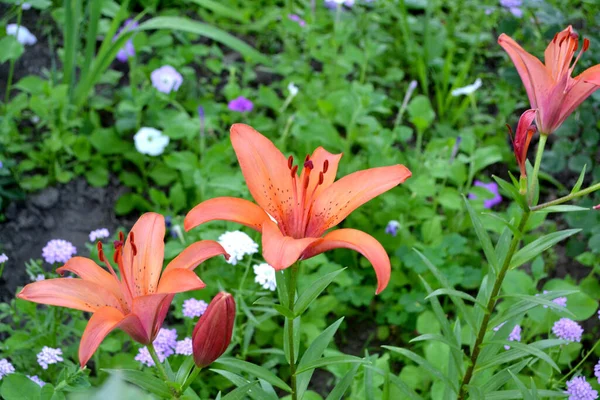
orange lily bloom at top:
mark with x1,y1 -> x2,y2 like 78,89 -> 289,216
185,124 -> 412,294
17,213 -> 228,367
499,26 -> 600,135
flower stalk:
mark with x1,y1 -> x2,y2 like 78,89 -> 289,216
528,134 -> 548,206
284,263 -> 299,400
458,209 -> 531,399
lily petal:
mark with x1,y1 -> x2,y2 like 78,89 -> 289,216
184,197 -> 269,232
306,165 -> 412,237
118,313 -> 153,344
156,269 -> 206,294
79,306 -> 125,367
305,147 -> 343,199
57,257 -> 126,309
17,278 -> 121,313
163,240 -> 228,274
554,65 -> 600,127
129,293 -> 173,343
123,212 -> 165,296
544,26 -> 577,80
498,34 -> 553,112
230,124 -> 295,227
262,220 -> 320,270
302,229 -> 391,294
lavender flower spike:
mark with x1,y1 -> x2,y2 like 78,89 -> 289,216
151,65 -> 183,94
0,359 -> 15,379
182,298 -> 208,318
288,14 -> 306,27
595,359 -> 600,384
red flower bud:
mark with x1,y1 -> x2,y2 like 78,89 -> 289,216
192,292 -> 236,367
508,109 -> 537,178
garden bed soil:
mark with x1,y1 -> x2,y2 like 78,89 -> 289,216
0,177 -> 133,301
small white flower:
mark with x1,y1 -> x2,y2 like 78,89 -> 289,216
134,127 -> 170,156
0,254 -> 8,263
253,263 -> 277,291
218,231 -> 259,265
288,82 -> 299,97
21,2 -> 32,10
6,24 -> 37,46
451,78 -> 482,97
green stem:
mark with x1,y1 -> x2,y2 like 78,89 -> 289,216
4,6 -> 22,103
528,134 -> 548,206
180,366 -> 202,394
558,337 -> 600,384
285,263 -> 299,400
148,343 -> 170,383
458,210 -> 531,399
531,181 -> 600,211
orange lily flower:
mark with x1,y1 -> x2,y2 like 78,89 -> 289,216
17,213 -> 228,367
507,109 -> 537,178
499,26 -> 600,135
185,124 -> 411,294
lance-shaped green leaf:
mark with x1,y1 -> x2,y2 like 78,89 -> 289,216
535,205 -> 590,213
508,370 -> 535,400
481,358 -> 530,393
410,333 -> 461,351
325,363 -> 361,400
175,357 -> 196,385
296,318 -> 344,399
219,382 -> 260,400
425,288 -> 486,309
490,292 -> 576,327
212,358 -> 291,392
211,369 -> 277,400
463,196 -> 497,271
493,175 -> 527,210
485,390 -> 566,400
571,164 -> 587,194
383,346 -> 458,393
510,229 -> 581,269
103,369 -> 172,398
484,340 -> 560,372
294,268 -> 346,316
295,355 -> 367,374
365,365 -> 423,400
253,297 -> 295,319
475,339 -> 567,372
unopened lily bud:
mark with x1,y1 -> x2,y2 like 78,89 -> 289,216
192,292 -> 236,367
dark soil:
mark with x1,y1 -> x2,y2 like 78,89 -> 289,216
0,177 -> 133,301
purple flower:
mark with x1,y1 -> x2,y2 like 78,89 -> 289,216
89,228 -> 110,242
0,359 -> 15,379
37,347 -> 63,369
539,290 -> 567,308
499,0 -> 523,17
28,375 -> 45,387
175,338 -> 193,356
552,318 -> 583,342
0,161 -> 3,168
493,323 -> 522,349
153,328 -> 178,358
42,239 -> 76,264
151,65 -> 183,94
228,96 -> 254,113
566,377 -> 598,400
468,180 -> 502,209
33,274 -> 45,282
385,220 -> 400,237
135,328 -> 178,366
115,19 -> 138,62
183,298 -> 208,318
0,253 -> 7,263
134,347 -> 155,367
324,0 -> 354,9
288,14 -> 306,27
595,359 -> 600,383
165,216 -> 172,228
